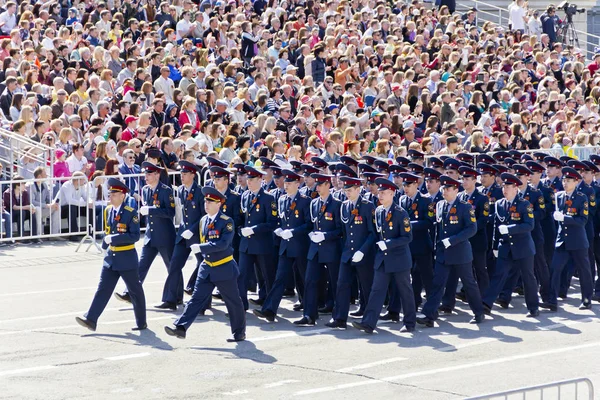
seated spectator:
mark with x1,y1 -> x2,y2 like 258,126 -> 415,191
66,143 -> 91,175
3,176 -> 39,242
29,167 -> 60,236
19,147 -> 43,180
53,149 -> 72,178
88,170 -> 108,235
53,171 -> 91,241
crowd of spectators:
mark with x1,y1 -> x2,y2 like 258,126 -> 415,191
0,0 -> 599,241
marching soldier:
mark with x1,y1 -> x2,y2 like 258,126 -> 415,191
233,163 -> 249,194
157,161 -> 204,310
260,157 -> 278,191
115,161 -> 176,304
238,166 -> 278,310
541,167 -> 593,311
417,175 -> 485,327
325,176 -> 376,328
76,178 -> 146,331
362,172 -> 384,205
254,170 -> 311,322
165,187 -> 246,342
478,163 -> 504,278
482,172 -> 539,317
352,177 -> 416,334
587,156 -> 600,301
399,172 -> 434,310
390,165 -> 406,203
424,167 -> 443,204
300,164 -> 319,199
294,174 -> 342,326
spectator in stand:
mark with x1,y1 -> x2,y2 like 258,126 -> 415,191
29,167 -> 60,237
3,176 -> 39,242
53,171 -> 91,241
53,149 -> 72,179
66,143 -> 90,176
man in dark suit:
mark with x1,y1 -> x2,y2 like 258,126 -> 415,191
165,187 -> 246,342
0,76 -> 16,118
75,179 -> 146,332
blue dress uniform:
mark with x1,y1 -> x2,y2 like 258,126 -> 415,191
588,157 -> 600,298
353,178 -> 416,333
560,160 -> 597,297
482,173 -> 539,316
294,174 -> 343,325
442,166 -> 490,311
542,167 -> 593,310
160,162 -> 206,308
419,175 -> 484,326
254,170 -> 312,321
76,179 -> 146,331
122,162 -> 176,300
399,173 -> 434,308
238,166 -> 278,310
165,187 -> 246,341
327,177 -> 376,327
477,163 -> 504,278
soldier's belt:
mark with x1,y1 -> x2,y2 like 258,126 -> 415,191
109,244 -> 136,252
204,255 -> 233,267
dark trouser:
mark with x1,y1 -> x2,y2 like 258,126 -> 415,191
86,267 -> 146,327
422,260 -> 484,320
162,241 -> 190,304
11,209 -> 37,237
560,228 -> 594,296
175,271 -> 246,337
238,252 -> 275,310
125,244 -> 174,295
262,254 -> 307,314
362,268 -> 415,329
293,255 -> 307,304
333,259 -> 374,322
444,251 -> 487,309
594,236 -> 600,295
486,255 -> 539,312
549,246 -> 593,306
60,205 -> 90,234
411,253 -> 434,307
303,258 -> 340,320
387,281 -> 401,313
533,244 -> 551,303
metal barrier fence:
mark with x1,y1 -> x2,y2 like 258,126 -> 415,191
0,127 -> 55,179
466,377 -> 594,400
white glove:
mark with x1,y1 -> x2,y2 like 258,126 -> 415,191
190,244 -> 201,254
377,241 -> 387,251
181,230 -> 193,240
442,238 -> 451,248
281,230 -> 293,240
498,225 -> 509,235
493,250 -> 499,258
241,227 -> 254,237
104,234 -> 116,245
352,251 -> 364,263
311,232 -> 325,243
274,228 -> 283,237
139,206 -> 150,216
554,211 -> 565,222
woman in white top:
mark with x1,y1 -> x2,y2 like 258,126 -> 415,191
218,135 -> 237,165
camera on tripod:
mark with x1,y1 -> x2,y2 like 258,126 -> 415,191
557,1 -> 585,20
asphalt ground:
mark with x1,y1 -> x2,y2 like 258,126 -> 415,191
0,242 -> 598,400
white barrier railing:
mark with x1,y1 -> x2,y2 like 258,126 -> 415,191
466,377 -> 594,399
0,127 -> 55,179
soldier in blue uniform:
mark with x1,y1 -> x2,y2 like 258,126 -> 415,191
481,172 -> 539,317
233,163 -> 249,194
440,166 -> 489,312
352,177 -> 416,334
76,178 -> 146,331
396,156 -> 410,168
260,157 -> 278,191
399,172 -> 434,310
237,166 -> 278,310
165,187 -> 246,342
373,159 -> 390,176
390,165 -> 407,203
300,164 -> 319,199
408,162 -> 428,195
331,163 -> 357,202
254,170 -> 312,322
428,156 -> 444,174
424,167 -> 444,205
362,172 -> 384,205
294,174 -> 342,326
541,167 -> 593,311
408,149 -> 425,166
325,176 -> 376,329
157,161 -> 205,310
115,162 -> 176,304
543,156 -> 564,192
478,163 -> 504,279
202,156 -> 228,187
417,175 -> 485,327
443,158 -> 463,191
587,155 -> 600,301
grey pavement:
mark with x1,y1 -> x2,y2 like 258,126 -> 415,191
0,242 -> 599,400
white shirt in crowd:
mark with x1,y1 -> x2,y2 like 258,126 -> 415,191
66,154 -> 88,174
54,180 -> 89,207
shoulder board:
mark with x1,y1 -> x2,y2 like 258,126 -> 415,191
576,191 -> 586,197
230,191 -> 240,196
421,193 -> 431,199
361,198 -> 370,204
459,199 -> 469,205
299,194 -> 308,199
530,186 -> 540,193
124,205 -> 134,212
220,214 -> 230,220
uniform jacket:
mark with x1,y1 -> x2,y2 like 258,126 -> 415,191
374,204 -> 412,272
142,182 -> 176,247
102,202 -> 140,271
198,212 -> 239,282
435,199 -> 476,265
519,185 -> 546,245
576,181 -> 596,241
176,181 -> 205,247
493,196 -> 535,260
363,191 -> 380,206
300,185 -> 319,200
270,186 -> 286,246
555,191 -> 589,251
340,197 -> 376,263
400,191 -> 433,256
277,192 -> 311,258
544,176 -> 564,192
307,195 -> 342,263
458,189 -> 489,252
239,187 -> 277,255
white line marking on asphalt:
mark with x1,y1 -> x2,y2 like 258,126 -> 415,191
0,308 -> 128,324
294,340 -> 600,396
264,380 -> 301,388
436,337 -> 498,352
0,365 -> 58,377
222,390 -> 249,396
336,357 -> 408,373
0,281 -> 163,297
538,316 -> 595,331
105,352 -> 151,361
251,328 -> 330,342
